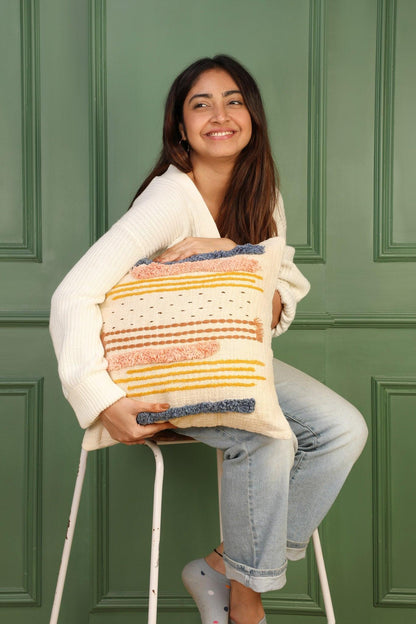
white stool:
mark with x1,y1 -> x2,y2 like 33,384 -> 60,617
49,437 -> 335,624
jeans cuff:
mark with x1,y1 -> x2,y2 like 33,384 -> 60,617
286,538 -> 309,561
223,553 -> 287,593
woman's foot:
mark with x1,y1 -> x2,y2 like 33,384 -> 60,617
182,554 -> 230,624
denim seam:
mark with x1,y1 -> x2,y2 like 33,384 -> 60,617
247,443 -> 259,569
290,449 -> 306,482
284,413 -> 319,450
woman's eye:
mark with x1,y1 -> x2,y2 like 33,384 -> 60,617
193,102 -> 209,109
228,99 -> 243,106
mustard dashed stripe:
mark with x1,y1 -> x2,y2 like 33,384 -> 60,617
129,381 -> 257,398
102,318 -> 259,338
110,281 -> 263,301
108,270 -> 263,294
125,359 -> 265,375
103,326 -> 257,346
106,334 -> 261,353
128,374 -> 266,392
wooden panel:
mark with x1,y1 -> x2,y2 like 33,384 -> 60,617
320,330 -> 416,623
374,0 -> 416,261
372,377 -> 416,606
0,0 -> 41,261
0,379 -> 43,605
0,0 -> 91,313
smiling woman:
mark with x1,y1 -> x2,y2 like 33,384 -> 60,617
50,54 -> 367,624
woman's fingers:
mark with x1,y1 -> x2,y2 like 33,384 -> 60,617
134,400 -> 170,413
154,237 -> 236,263
154,240 -> 195,263
100,397 -> 174,445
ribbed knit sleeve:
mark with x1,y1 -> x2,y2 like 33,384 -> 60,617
271,193 -> 310,337
49,176 -> 192,429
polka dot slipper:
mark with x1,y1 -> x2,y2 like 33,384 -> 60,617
182,558 -> 230,624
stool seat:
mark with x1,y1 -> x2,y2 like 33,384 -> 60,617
147,428 -> 197,444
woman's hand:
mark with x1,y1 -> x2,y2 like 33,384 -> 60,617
154,237 -> 236,263
99,397 -> 176,445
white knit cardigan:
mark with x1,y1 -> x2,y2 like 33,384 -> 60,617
49,165 -> 310,448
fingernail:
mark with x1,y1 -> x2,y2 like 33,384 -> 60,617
160,403 -> 170,409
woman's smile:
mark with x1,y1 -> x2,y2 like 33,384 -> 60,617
205,129 -> 238,139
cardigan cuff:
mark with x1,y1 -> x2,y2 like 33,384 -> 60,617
271,280 -> 298,337
66,371 -> 126,429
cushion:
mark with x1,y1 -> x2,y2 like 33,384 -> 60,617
99,237 -> 292,439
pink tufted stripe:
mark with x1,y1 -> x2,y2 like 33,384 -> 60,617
106,340 -> 220,371
129,256 -> 260,279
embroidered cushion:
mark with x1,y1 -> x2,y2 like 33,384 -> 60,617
99,237 -> 292,439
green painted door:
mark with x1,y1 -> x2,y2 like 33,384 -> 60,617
1,1 -> 415,622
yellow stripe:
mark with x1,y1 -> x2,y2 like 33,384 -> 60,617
114,366 -> 256,384
108,271 -> 263,294
111,281 -> 263,301
127,374 -> 266,391
125,359 -> 265,375
129,381 -> 257,398
110,276 -> 256,297
108,274 -> 259,297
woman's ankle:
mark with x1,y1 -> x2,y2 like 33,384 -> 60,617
229,581 -> 264,624
205,544 -> 226,575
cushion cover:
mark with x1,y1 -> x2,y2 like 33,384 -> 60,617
99,237 -> 292,439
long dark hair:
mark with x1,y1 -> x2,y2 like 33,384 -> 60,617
130,55 -> 279,244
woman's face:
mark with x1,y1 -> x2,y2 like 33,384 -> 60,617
181,69 -> 252,165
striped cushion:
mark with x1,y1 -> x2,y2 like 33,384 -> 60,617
99,237 -> 291,438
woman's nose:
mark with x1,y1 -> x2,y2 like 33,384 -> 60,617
211,102 -> 228,122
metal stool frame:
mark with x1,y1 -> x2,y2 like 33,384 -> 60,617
49,442 -> 335,624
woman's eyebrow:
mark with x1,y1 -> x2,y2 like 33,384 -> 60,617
223,90 -> 241,97
188,93 -> 212,103
188,89 -> 242,103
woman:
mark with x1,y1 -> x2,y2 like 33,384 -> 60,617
50,55 -> 368,624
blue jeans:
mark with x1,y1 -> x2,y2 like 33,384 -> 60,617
176,358 -> 368,593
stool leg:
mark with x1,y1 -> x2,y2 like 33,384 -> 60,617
216,449 -> 224,542
49,448 -> 89,624
312,528 -> 336,624
144,441 -> 164,624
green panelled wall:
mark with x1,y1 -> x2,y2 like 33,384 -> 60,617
0,0 -> 415,622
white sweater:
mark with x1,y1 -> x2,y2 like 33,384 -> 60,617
49,166 -> 310,444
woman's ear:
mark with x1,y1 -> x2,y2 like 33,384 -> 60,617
179,122 -> 186,141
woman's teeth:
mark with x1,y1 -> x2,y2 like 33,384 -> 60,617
207,131 -> 234,136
